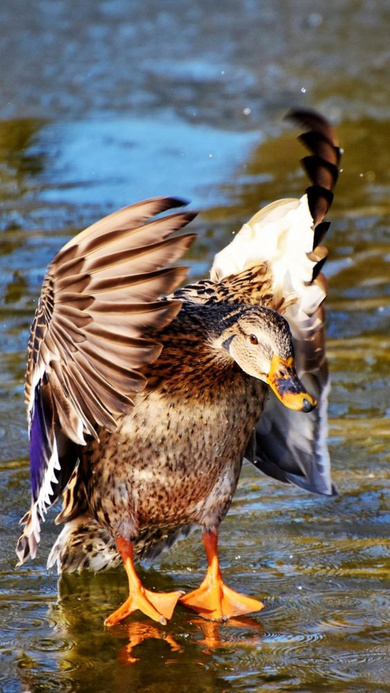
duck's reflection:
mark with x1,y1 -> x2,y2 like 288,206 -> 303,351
115,614 -> 264,664
117,621 -> 183,664
14,569 -> 264,691
191,615 -> 264,651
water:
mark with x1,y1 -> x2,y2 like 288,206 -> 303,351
1,1 -> 390,690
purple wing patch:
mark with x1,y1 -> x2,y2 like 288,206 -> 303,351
29,384 -> 53,505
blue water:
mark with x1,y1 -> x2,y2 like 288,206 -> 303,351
1,1 -> 390,691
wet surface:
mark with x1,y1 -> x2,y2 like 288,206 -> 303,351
1,1 -> 390,691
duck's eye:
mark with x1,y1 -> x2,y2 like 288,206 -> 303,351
249,334 -> 258,345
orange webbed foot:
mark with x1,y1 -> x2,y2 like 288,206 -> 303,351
180,577 -> 263,621
105,537 -> 184,627
105,586 -> 184,627
180,531 -> 264,621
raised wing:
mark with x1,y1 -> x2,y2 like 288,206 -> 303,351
212,109 -> 341,495
17,197 -> 196,564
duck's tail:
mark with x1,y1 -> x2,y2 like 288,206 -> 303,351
211,109 -> 340,301
48,511 -> 193,573
47,514 -> 122,573
212,109 -> 342,496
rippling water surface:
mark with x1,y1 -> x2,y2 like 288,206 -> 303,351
1,1 -> 390,691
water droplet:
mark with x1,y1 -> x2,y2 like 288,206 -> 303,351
308,13 -> 323,28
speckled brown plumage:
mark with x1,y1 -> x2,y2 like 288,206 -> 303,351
17,109 -> 342,625
174,263 -> 289,314
81,305 -> 269,541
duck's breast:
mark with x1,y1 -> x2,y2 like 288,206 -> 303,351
82,373 -> 267,538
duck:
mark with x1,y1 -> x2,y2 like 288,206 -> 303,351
16,109 -> 341,626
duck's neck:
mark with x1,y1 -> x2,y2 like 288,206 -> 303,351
144,302 -> 248,389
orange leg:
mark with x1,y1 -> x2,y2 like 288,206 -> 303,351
180,531 -> 264,621
104,537 -> 184,627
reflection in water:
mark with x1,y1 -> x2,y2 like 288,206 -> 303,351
18,574 -> 265,691
0,119 -> 46,201
118,623 -> 183,664
0,119 -> 47,255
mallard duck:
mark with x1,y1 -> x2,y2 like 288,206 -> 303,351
16,109 -> 341,626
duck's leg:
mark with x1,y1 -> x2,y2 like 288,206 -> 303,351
180,530 -> 264,621
104,537 -> 184,627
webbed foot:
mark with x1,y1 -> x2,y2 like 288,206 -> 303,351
180,530 -> 264,621
105,586 -> 184,626
105,536 -> 183,626
180,576 -> 263,621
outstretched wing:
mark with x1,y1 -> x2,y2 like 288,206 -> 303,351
17,197 -> 196,564
211,109 -> 341,496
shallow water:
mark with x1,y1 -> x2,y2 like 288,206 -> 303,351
1,1 -> 390,691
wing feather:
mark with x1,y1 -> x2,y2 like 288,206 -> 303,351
17,197 -> 196,565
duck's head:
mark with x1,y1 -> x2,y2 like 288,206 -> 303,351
213,305 -> 316,413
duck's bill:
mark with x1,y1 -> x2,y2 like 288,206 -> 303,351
266,355 -> 317,413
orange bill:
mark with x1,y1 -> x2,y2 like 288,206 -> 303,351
266,355 -> 317,412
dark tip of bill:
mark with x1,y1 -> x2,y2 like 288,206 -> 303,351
302,398 -> 315,413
